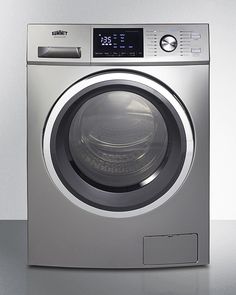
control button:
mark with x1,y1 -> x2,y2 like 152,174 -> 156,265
160,35 -> 178,52
191,33 -> 201,40
191,48 -> 201,53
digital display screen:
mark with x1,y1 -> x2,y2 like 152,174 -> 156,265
93,28 -> 143,58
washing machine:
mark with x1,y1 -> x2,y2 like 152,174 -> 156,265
27,24 -> 209,268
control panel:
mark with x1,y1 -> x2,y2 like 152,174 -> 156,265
27,24 -> 209,64
144,25 -> 207,60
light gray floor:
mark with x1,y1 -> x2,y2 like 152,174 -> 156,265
0,221 -> 235,295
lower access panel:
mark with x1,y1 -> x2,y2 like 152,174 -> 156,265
143,234 -> 198,265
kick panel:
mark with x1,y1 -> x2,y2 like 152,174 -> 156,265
143,233 -> 198,265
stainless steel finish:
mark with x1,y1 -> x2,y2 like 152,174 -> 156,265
38,46 -> 81,58
90,24 -> 209,64
2,221 -> 236,295
160,35 -> 178,52
27,24 -> 209,268
43,72 -> 194,218
143,234 -> 198,265
27,24 -> 209,65
27,24 -> 91,64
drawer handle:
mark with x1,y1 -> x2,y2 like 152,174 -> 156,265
38,47 -> 81,58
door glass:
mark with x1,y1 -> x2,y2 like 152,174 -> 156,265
69,91 -> 168,188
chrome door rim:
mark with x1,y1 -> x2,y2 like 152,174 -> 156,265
43,71 -> 194,218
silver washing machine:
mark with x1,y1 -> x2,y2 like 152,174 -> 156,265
27,24 -> 209,268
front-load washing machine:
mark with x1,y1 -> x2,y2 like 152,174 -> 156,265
27,24 -> 209,268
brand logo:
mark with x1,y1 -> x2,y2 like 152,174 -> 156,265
52,30 -> 68,36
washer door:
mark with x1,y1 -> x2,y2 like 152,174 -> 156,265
43,70 -> 194,217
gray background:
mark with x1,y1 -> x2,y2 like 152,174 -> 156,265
0,0 -> 235,220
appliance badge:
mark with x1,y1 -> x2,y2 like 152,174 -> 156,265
52,30 -> 68,38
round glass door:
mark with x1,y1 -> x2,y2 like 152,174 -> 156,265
69,91 -> 168,189
43,70 -> 194,215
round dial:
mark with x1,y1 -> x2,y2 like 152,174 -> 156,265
160,35 -> 177,52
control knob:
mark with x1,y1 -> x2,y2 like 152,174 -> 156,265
160,35 -> 177,52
